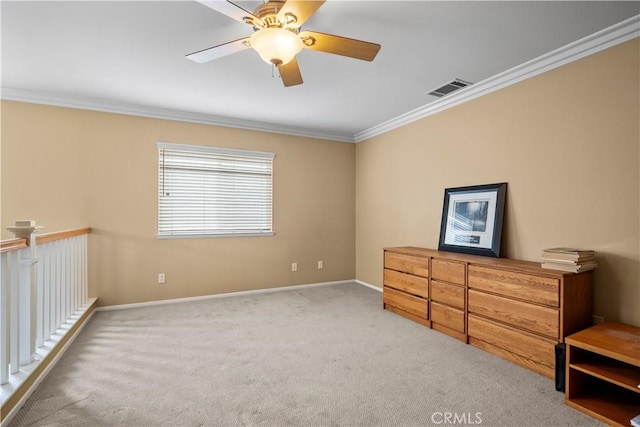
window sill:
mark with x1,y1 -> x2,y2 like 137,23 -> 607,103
156,232 -> 275,239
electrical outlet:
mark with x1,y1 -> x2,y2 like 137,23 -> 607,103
592,315 -> 604,325
317,260 -> 323,269
291,263 -> 297,272
158,273 -> 166,284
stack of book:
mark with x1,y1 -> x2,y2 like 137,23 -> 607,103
541,247 -> 597,273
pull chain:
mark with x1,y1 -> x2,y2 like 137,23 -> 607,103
271,63 -> 280,79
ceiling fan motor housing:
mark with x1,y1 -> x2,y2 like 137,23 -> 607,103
253,1 -> 292,29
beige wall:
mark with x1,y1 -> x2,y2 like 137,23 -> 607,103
1,102 -> 356,306
2,102 -> 90,232
356,39 -> 640,326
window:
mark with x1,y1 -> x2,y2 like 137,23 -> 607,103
157,142 -> 274,238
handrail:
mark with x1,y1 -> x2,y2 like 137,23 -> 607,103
35,227 -> 91,245
0,227 -> 91,253
1,227 -> 91,252
0,238 -> 28,253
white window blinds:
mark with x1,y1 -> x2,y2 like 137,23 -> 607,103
157,142 -> 274,238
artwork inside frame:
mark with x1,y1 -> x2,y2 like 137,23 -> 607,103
438,182 -> 507,258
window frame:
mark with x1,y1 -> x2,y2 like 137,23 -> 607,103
156,142 -> 275,239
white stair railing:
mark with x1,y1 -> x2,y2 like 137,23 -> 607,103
0,222 -> 94,408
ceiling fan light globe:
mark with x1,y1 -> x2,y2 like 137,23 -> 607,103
250,27 -> 303,66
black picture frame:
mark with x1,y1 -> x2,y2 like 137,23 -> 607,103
438,182 -> 507,258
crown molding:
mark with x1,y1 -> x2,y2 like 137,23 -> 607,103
354,14 -> 640,143
1,15 -> 637,144
0,87 -> 356,143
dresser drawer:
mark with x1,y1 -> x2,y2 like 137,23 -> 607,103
468,314 -> 556,369
432,259 -> 466,285
468,265 -> 559,307
431,302 -> 464,333
383,286 -> 428,318
384,251 -> 429,277
384,268 -> 428,298
431,280 -> 465,309
468,290 -> 559,339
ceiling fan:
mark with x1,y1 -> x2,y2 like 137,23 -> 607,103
186,0 -> 381,87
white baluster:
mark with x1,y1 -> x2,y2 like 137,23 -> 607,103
1,253 -> 9,384
70,237 -> 76,313
77,236 -> 83,309
61,240 -> 67,324
82,235 -> 88,304
10,251 -> 19,374
50,241 -> 58,335
67,238 -> 72,318
43,244 -> 51,341
70,238 -> 76,315
56,240 -> 62,331
37,243 -> 45,347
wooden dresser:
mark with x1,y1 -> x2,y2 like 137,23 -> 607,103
383,246 -> 594,379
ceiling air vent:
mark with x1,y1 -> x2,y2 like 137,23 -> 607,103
428,79 -> 473,97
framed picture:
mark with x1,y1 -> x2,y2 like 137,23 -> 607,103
438,182 -> 507,257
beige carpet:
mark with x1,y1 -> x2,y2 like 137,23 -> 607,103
9,282 -> 603,426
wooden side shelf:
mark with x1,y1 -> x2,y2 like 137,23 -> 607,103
565,323 -> 640,427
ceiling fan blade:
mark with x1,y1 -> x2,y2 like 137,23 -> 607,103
196,0 -> 261,25
186,37 -> 250,63
299,31 -> 380,61
278,58 -> 303,87
277,0 -> 326,29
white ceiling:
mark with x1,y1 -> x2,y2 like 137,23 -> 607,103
2,1 -> 639,142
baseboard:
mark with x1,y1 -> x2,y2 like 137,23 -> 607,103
355,280 -> 382,292
1,298 -> 98,426
96,279 -> 358,312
